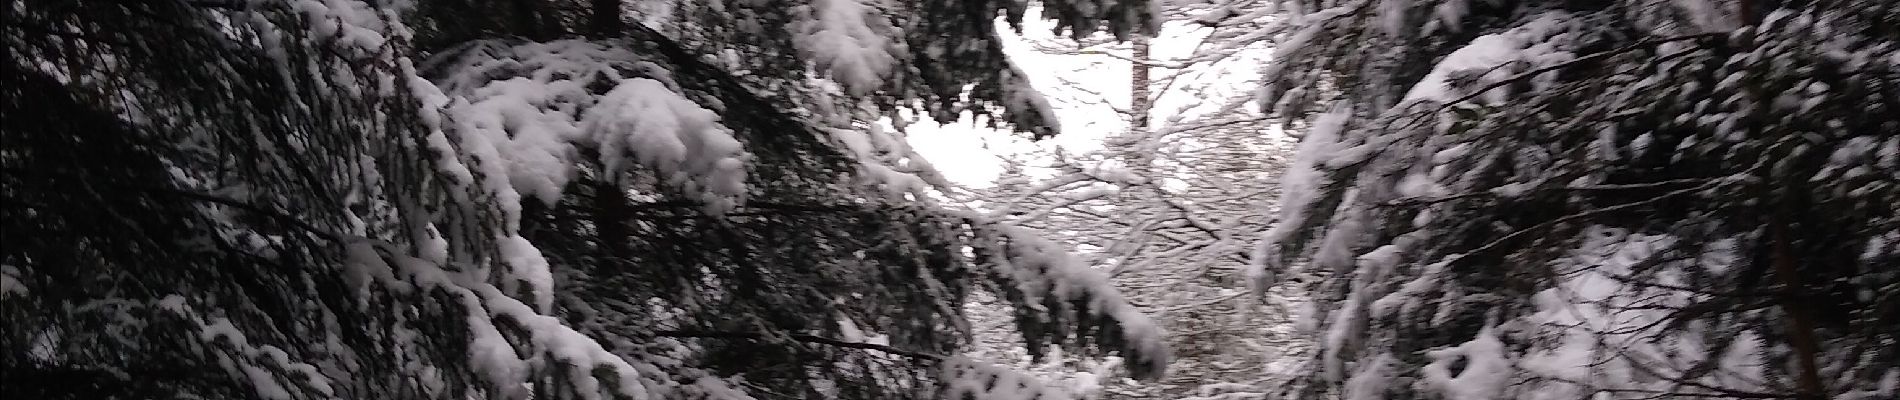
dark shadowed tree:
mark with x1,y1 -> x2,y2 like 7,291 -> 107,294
0,0 -> 1172,398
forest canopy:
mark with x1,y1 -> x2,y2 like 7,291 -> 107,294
5,0 -> 1898,399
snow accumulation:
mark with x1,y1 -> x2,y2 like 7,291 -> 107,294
585,78 -> 750,213
794,0 -> 900,95
1401,12 -> 1578,106
1419,326 -> 1511,400
433,39 -> 749,215
286,0 -> 389,59
829,123 -> 942,202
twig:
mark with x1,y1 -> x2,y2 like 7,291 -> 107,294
1435,179 -> 1724,266
656,330 -> 944,361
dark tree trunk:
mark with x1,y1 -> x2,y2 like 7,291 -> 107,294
1129,35 -> 1151,131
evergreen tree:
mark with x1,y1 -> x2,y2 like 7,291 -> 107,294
0,0 -> 1171,398
1252,1 -> 1899,399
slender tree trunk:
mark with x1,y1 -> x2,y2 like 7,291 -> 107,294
1772,217 -> 1827,400
1744,0 -> 1824,390
1129,35 -> 1152,132
1122,35 -> 1157,176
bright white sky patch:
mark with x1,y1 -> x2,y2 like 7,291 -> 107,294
906,11 -> 1273,188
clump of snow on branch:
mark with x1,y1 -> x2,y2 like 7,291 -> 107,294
584,78 -> 750,212
429,39 -> 750,214
1401,12 -> 1578,106
827,122 -> 950,201
793,0 -> 901,95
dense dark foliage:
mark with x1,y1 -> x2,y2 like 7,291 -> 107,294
0,0 -> 1168,399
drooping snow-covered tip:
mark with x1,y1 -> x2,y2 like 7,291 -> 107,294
971,222 -> 1172,381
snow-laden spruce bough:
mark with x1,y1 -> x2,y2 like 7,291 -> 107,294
1252,1 -> 1898,399
1,0 -> 1172,399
